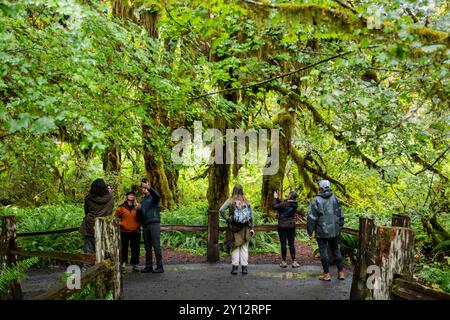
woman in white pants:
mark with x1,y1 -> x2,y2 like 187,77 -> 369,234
219,185 -> 254,275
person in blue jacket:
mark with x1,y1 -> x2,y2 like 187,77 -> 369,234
139,178 -> 164,273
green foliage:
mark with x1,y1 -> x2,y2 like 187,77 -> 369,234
339,233 -> 358,264
0,257 -> 38,293
432,239 -> 450,255
65,283 -> 113,300
0,204 -> 84,256
0,0 -> 448,283
416,262 -> 450,293
160,202 -> 208,255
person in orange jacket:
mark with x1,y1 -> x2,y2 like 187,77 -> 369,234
115,191 -> 141,272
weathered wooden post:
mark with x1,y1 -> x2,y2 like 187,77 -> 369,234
94,216 -> 122,300
392,214 -> 411,228
350,217 -> 377,300
207,209 -> 220,262
0,216 -> 23,300
350,217 -> 415,300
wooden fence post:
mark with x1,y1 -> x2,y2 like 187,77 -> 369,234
207,209 -> 219,262
350,217 -> 415,300
0,216 -> 23,300
392,214 -> 411,228
94,216 -> 122,300
350,217 -> 377,300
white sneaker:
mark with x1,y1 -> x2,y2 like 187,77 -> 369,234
292,261 -> 300,268
279,261 -> 287,268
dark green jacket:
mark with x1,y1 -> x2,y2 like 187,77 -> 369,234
307,187 -> 344,239
79,192 -> 114,237
139,188 -> 161,227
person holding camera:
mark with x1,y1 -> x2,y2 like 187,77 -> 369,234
219,184 -> 255,275
273,189 -> 300,268
115,191 -> 141,272
139,178 -> 164,274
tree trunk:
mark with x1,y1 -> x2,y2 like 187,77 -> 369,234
142,146 -> 175,209
206,115 -> 231,262
139,9 -> 175,209
261,110 -> 294,218
0,216 -> 23,300
102,140 -> 121,174
102,140 -> 121,196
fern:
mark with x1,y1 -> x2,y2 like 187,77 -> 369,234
432,239 -> 450,254
0,257 -> 39,293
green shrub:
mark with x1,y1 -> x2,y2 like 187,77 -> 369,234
416,263 -> 450,293
0,204 -> 84,258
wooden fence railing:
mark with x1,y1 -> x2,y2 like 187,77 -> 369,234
0,216 -> 122,300
3,212 -> 447,300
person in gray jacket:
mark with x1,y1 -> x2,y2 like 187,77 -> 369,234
307,180 -> 345,281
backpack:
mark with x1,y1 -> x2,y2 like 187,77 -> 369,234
279,206 -> 296,217
233,202 -> 251,224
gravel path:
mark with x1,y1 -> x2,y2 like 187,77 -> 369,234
123,263 -> 352,300
20,242 -> 352,300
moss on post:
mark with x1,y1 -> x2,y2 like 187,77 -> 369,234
94,216 -> 122,300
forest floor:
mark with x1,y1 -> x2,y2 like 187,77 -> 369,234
162,240 -> 318,264
21,241 -> 353,300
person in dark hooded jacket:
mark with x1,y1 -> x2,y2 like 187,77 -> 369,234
273,190 -> 300,268
79,179 -> 114,254
307,180 -> 345,281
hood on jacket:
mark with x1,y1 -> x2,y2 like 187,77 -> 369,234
286,200 -> 298,207
86,192 -> 113,205
317,180 -> 333,198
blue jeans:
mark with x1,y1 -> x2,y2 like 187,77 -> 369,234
316,237 -> 344,273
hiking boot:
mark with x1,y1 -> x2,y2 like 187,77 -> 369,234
292,260 -> 300,268
140,267 -> 153,273
132,265 -> 139,273
279,260 -> 287,268
153,266 -> 164,273
338,271 -> 345,280
319,273 -> 331,281
231,266 -> 238,275
242,266 -> 248,275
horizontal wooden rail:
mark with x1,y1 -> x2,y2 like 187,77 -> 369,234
392,278 -> 450,300
14,224 -> 359,236
35,262 -> 107,300
10,250 -> 95,264
16,227 -> 79,238
160,223 -> 358,236
160,224 -> 208,232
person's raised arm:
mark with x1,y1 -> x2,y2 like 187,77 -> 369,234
149,187 -> 161,201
